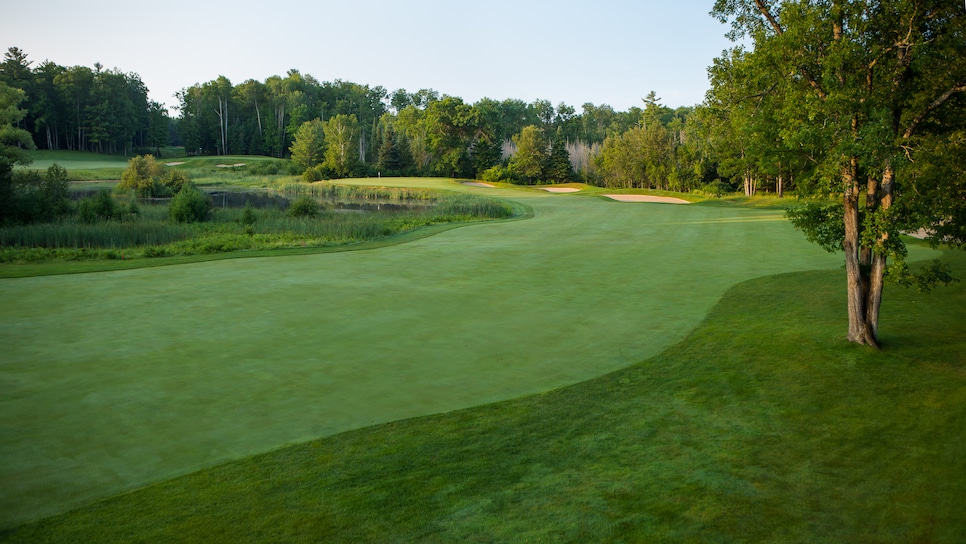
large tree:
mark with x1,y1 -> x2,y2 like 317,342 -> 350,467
289,118 -> 326,171
0,81 -> 36,222
322,114 -> 359,178
712,0 -> 966,347
510,125 -> 548,184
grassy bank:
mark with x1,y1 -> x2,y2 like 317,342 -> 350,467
3,248 -> 963,542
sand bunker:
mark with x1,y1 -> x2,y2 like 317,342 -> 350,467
604,194 -> 690,204
216,163 -> 247,168
906,228 -> 930,239
541,187 -> 581,193
462,182 -> 495,188
165,161 -> 186,166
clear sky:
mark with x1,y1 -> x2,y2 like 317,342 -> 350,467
2,0 -> 737,113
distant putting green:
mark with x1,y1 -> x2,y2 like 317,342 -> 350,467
0,179 -> 940,528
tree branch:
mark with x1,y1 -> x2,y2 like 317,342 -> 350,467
753,0 -> 828,100
754,0 -> 784,35
903,82 -> 966,139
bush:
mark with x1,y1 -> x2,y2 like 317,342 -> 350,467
169,186 -> 211,223
705,179 -> 736,198
249,161 -> 282,176
480,165 -> 512,184
288,196 -> 319,218
302,165 -> 327,182
78,190 -> 119,224
119,155 -> 191,197
2,164 -> 73,223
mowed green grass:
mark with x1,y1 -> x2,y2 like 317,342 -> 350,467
19,150 -> 284,181
4,237 -> 964,543
0,180 -> 949,536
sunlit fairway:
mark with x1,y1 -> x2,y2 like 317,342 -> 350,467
0,179 -> 956,540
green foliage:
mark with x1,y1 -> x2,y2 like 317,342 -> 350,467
1,163 -> 73,224
0,81 -> 35,167
119,155 -> 191,197
1,183 -> 518,265
376,127 -> 409,176
480,165 -> 511,184
41,165 -> 71,217
543,135 -> 574,183
240,202 -> 257,226
509,125 -> 547,183
705,179 -> 734,197
289,118 -> 326,171
886,259 -> 959,292
301,164 -> 330,182
77,190 -> 119,224
168,186 -> 211,223
785,203 -> 846,253
322,114 -> 360,178
248,160 -> 285,176
287,196 -> 318,218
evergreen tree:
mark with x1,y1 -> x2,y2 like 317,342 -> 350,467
543,130 -> 574,183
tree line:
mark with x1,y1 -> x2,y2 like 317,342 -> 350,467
0,48 -> 169,155
1,46 -> 733,192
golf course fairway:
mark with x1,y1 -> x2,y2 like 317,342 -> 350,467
0,180 -> 940,528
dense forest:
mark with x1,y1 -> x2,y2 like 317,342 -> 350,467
0,46 -> 729,193
0,48 -> 169,156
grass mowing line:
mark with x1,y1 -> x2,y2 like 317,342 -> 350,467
4,249 -> 962,542
0,180 -> 939,530
657,215 -> 788,225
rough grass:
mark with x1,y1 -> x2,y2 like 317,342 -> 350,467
0,183 -> 515,266
3,249 -> 963,543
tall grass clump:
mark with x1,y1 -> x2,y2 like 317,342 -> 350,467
1,183 -> 515,264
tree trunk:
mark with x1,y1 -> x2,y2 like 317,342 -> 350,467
842,159 -> 879,347
865,162 -> 895,340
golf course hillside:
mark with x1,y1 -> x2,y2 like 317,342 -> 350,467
1,179 -> 961,542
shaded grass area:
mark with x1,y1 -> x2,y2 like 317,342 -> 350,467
4,250 -> 963,543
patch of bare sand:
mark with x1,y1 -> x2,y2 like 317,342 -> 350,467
906,228 -> 930,239
165,161 -> 186,166
541,187 -> 580,193
462,182 -> 495,188
604,194 -> 690,204
216,163 -> 247,168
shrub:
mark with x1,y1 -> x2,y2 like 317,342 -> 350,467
302,165 -> 326,182
705,179 -> 735,198
480,165 -> 511,184
78,190 -> 120,224
169,186 -> 211,223
41,164 -> 72,218
288,196 -> 319,218
119,155 -> 191,197
249,161 -> 282,176
241,202 -> 257,226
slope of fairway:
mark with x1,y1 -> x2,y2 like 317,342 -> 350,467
0,180 -> 940,528
4,247 -> 963,543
